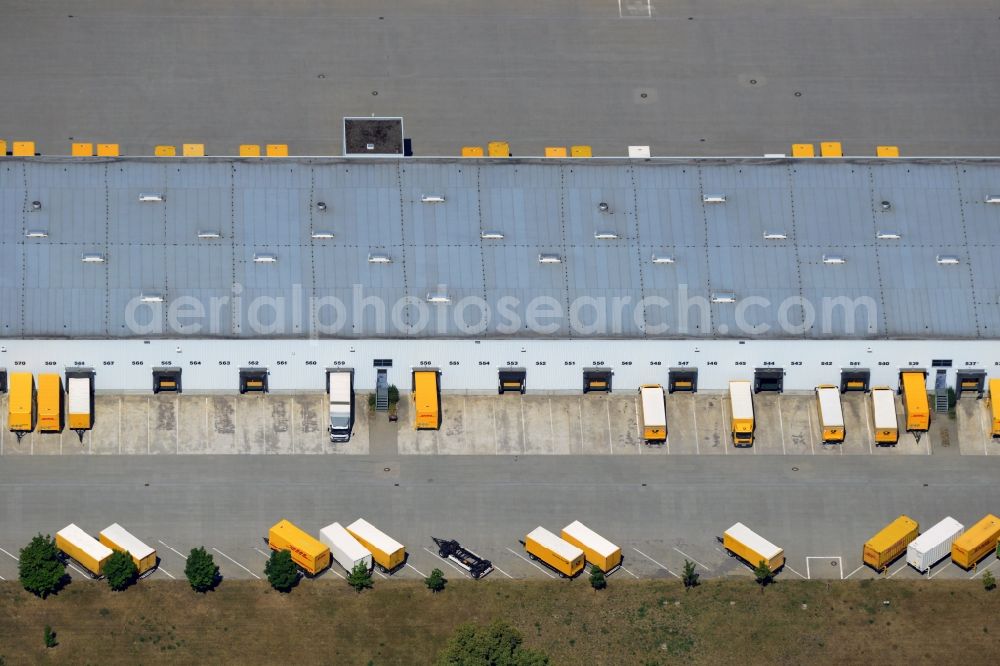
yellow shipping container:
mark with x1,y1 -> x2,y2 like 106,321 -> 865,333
56,523 -> 113,577
901,372 -> 929,432
268,520 -> 330,576
99,523 -> 158,575
7,372 -> 36,434
989,379 -> 1000,437
560,521 -> 622,573
525,527 -> 585,578
863,515 -> 918,571
346,519 -> 406,573
951,514 -> 1000,570
37,374 -> 64,433
722,523 -> 785,572
413,370 -> 440,430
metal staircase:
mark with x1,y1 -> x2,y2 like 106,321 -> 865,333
375,369 -> 389,411
934,370 -> 949,414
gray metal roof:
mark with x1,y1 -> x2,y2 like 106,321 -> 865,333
1,157 -> 998,340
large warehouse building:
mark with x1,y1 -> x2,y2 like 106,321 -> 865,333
0,157 -> 998,394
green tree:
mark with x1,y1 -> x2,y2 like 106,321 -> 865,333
436,621 -> 548,666
387,384 -> 400,406
184,547 -> 220,593
754,560 -> 773,589
105,550 -> 138,591
589,565 -> 607,591
265,550 -> 298,592
18,534 -> 67,599
682,559 -> 700,589
425,568 -> 447,593
983,570 -> 996,592
43,625 -> 57,649
347,562 -> 373,593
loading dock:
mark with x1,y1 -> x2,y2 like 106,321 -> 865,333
66,369 -> 95,441
583,368 -> 613,393
0,369 -> 6,393
668,368 -> 697,393
7,373 -> 36,441
239,368 -> 268,394
840,368 -> 870,393
153,367 -> 182,393
955,369 -> 986,399
753,368 -> 784,393
899,370 -> 929,432
498,368 -> 526,394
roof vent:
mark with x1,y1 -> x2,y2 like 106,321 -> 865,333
936,255 -> 960,265
310,231 -> 334,239
822,254 -> 847,265
594,231 -> 619,240
703,194 -> 726,204
651,254 -> 675,264
368,253 -> 392,264
138,193 -> 165,203
253,253 -> 278,263
421,195 -> 446,203
25,229 -> 48,238
197,230 -> 221,239
316,201 -> 327,212
876,231 -> 901,240
538,253 -> 562,264
984,195 -> 1000,204
711,292 -> 737,304
30,200 -> 42,211
880,200 -> 892,211
480,231 -> 504,240
763,232 -> 787,240
426,293 -> 451,304
81,253 -> 106,263
139,292 -> 164,303
598,202 -> 611,213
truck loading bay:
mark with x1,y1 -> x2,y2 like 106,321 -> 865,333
1,390 -> 996,457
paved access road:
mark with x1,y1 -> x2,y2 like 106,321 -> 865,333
2,0 -> 999,156
1,455 -> 999,584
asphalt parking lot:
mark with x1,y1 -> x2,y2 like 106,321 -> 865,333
1,391 -> 995,457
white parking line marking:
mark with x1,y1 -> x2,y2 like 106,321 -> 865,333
606,399 -> 613,454
620,566 -> 640,579
0,573 -> 5,580
494,565 -> 514,579
406,563 -> 427,578
844,565 -> 865,580
785,565 -> 806,579
928,563 -> 948,579
374,569 -> 388,579
212,547 -> 261,579
970,559 -> 999,579
805,556 -> 843,580
506,547 -> 556,578
863,394 -> 874,454
66,561 -> 90,578
632,548 -> 679,578
691,397 -> 700,454
0,546 -> 18,561
673,547 -> 710,571
423,546 -> 471,578
158,567 -> 176,579
158,540 -> 188,559
887,563 -> 908,578
325,567 -> 346,580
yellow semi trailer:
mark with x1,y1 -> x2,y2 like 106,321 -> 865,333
722,523 -> 784,572
815,385 -> 845,443
863,515 -> 919,571
37,373 -> 64,433
413,369 -> 441,430
99,523 -> 157,576
638,384 -> 667,443
951,514 -> 1000,570
56,523 -> 113,578
989,379 -> 1000,438
871,386 -> 899,445
900,371 -> 929,432
7,372 -> 36,440
268,519 -> 331,576
729,380 -> 754,446
346,518 -> 406,573
524,527 -> 585,578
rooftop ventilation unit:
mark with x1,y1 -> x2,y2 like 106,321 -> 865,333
594,231 -> 619,240
368,253 -> 392,264
426,293 -> 451,304
711,292 -> 737,304
880,200 -> 892,211
25,229 -> 48,238
763,232 -> 787,240
30,200 -> 42,211
138,193 -> 165,203
984,195 -> 1000,204
81,253 -> 106,263
420,195 -> 446,203
651,254 -> 676,264
315,201 -> 327,212
822,254 -> 847,265
480,231 -> 504,240
703,194 -> 726,204
876,231 -> 901,240
597,202 -> 611,213
310,231 -> 334,239
538,253 -> 562,264
197,230 -> 221,239
253,253 -> 277,263
139,293 -> 164,303
936,255 -> 960,265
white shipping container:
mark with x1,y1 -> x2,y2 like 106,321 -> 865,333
346,518 -> 404,557
639,386 -> 667,428
816,386 -> 845,427
729,381 -> 754,420
67,377 -> 91,418
319,522 -> 373,573
872,388 -> 897,430
907,517 -> 964,573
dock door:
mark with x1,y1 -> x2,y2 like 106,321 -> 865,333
668,368 -> 697,393
753,368 -> 784,393
955,369 -> 986,399
153,368 -> 181,393
840,368 -> 870,393
498,368 -> 526,394
239,368 -> 269,394
583,368 -> 613,393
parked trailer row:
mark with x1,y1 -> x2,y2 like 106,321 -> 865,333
522,522 -> 622,578
266,518 -> 407,576
55,523 -> 156,578
5,371 -> 95,442
863,513 -> 1000,572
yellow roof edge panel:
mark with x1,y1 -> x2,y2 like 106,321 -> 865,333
876,145 -> 900,157
154,145 -> 177,157
13,141 -> 36,156
239,144 -> 261,157
791,143 -> 815,157
182,143 -> 205,157
265,144 -> 289,157
820,141 -> 843,157
96,143 -> 120,157
71,142 -> 93,157
544,146 -> 568,158
570,145 -> 593,157
461,146 -> 484,157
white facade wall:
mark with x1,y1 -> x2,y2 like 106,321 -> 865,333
0,337 -> 994,392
